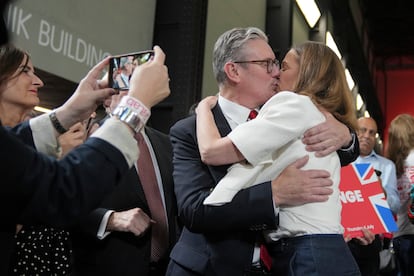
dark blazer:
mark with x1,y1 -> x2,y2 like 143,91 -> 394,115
0,122 -> 130,274
167,104 -> 359,276
0,122 -> 128,227
71,127 -> 178,276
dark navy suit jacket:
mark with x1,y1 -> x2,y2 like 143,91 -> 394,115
0,121 -> 130,274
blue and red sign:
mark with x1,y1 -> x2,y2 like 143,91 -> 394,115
340,163 -> 398,238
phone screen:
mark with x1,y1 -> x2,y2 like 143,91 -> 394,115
108,50 -> 154,90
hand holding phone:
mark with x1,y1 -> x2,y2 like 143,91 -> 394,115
108,50 -> 154,91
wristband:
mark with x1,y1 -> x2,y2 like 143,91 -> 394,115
49,111 -> 67,134
111,106 -> 144,133
118,96 -> 151,123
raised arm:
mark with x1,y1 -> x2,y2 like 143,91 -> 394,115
196,96 -> 243,165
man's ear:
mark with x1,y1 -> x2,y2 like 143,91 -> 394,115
223,62 -> 241,83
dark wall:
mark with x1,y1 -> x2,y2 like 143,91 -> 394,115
150,0 -> 208,134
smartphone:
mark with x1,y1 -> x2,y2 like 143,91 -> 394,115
108,50 -> 154,90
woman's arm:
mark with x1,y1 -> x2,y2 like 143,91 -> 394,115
196,96 -> 244,165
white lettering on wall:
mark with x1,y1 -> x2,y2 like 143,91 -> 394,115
6,5 -> 31,39
7,4 -> 111,68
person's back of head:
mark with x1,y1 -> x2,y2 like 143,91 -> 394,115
212,27 -> 268,85
387,113 -> 414,177
291,41 -> 358,131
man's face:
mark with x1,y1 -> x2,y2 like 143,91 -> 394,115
357,117 -> 377,156
234,39 -> 280,107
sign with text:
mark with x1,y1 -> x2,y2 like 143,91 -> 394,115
340,163 -> 398,238
5,0 -> 155,83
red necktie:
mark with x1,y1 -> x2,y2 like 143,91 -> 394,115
136,132 -> 169,262
245,110 -> 272,271
247,109 -> 258,121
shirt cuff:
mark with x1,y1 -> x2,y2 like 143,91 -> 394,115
29,113 -> 60,158
97,210 -> 114,240
339,131 -> 356,151
91,117 -> 139,168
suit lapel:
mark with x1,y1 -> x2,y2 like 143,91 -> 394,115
207,104 -> 233,182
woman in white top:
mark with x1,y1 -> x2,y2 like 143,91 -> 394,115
196,41 -> 360,275
386,114 -> 414,276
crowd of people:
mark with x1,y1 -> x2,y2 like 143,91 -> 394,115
1,1 -> 413,274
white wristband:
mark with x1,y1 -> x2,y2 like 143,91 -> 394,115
118,96 -> 151,124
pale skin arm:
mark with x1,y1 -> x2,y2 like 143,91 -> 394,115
196,96 -> 244,165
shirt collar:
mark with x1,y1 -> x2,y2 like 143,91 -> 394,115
218,95 -> 252,129
357,150 -> 378,160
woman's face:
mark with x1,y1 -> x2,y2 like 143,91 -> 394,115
278,49 -> 300,92
1,56 -> 43,109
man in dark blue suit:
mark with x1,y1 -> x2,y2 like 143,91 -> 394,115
166,27 -> 359,276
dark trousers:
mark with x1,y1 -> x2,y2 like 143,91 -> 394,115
348,235 -> 382,276
393,234 -> 414,276
268,234 -> 361,276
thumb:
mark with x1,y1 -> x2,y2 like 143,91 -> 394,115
291,155 -> 309,169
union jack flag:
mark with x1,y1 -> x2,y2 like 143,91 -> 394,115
340,163 -> 398,238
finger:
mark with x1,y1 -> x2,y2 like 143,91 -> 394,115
306,194 -> 330,203
98,72 -> 109,88
303,125 -> 320,138
152,45 -> 166,64
94,87 -> 117,103
291,155 -> 309,169
69,122 -> 83,132
86,56 -> 111,80
314,145 -> 337,157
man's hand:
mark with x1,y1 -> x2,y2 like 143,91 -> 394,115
106,208 -> 154,237
271,156 -> 333,206
128,45 -> 170,109
302,111 -> 352,157
55,57 -> 116,130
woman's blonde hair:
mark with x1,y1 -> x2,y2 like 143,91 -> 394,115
386,113 -> 414,177
291,41 -> 358,131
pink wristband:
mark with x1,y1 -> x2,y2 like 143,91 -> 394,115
118,96 -> 151,125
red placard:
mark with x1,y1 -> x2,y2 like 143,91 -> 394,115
340,163 -> 398,238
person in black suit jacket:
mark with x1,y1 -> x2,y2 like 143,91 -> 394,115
71,93 -> 178,276
166,27 -> 359,276
0,45 -> 170,227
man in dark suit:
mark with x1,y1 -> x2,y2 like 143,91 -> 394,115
166,27 -> 358,276
71,98 -> 178,276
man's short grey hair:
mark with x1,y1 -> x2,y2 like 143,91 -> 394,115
213,27 -> 268,84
